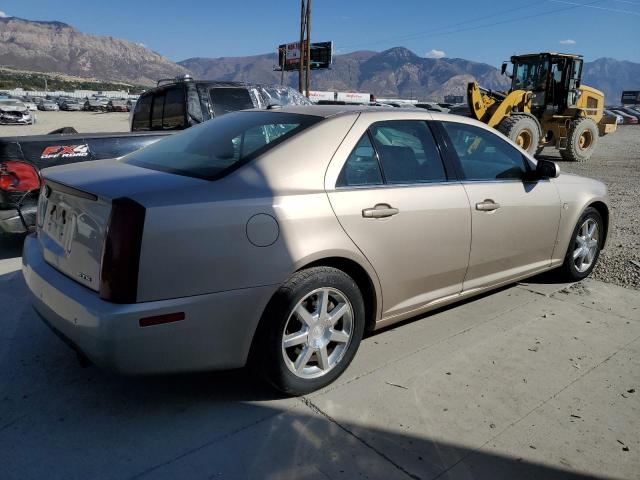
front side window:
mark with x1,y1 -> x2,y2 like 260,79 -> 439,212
441,122 -> 528,180
123,111 -> 321,180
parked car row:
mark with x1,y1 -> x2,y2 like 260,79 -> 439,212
0,94 -> 139,114
607,105 -> 640,124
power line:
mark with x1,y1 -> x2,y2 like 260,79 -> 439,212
336,0 -> 611,52
550,0 -> 640,15
337,0 -> 549,50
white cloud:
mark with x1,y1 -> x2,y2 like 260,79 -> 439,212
425,49 -> 445,59
559,39 -> 576,45
0,11 -> 9,17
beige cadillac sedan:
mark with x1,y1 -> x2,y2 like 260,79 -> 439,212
23,105 -> 609,395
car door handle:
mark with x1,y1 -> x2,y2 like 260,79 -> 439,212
475,199 -> 500,211
362,204 -> 399,218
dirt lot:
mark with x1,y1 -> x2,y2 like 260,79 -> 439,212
0,110 -> 130,136
539,125 -> 640,290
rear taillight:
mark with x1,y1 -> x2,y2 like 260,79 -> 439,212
0,161 -> 41,192
99,197 -> 146,303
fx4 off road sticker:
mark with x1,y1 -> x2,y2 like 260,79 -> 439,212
41,144 -> 90,160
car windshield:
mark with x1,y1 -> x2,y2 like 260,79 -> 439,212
122,111 -> 322,180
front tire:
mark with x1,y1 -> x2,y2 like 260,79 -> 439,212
252,267 -> 365,396
558,207 -> 603,281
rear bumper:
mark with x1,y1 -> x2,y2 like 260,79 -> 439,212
22,234 -> 276,374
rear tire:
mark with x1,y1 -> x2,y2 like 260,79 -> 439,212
557,207 -> 603,281
560,118 -> 598,162
497,114 -> 541,155
252,267 -> 365,396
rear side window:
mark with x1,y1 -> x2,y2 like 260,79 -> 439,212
210,88 -> 254,116
336,134 -> 383,187
370,121 -> 446,184
131,94 -> 152,131
337,120 -> 446,187
151,94 -> 164,130
122,111 -> 321,180
441,122 -> 528,180
162,88 -> 186,129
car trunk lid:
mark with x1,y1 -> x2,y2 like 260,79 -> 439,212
37,159 -> 209,295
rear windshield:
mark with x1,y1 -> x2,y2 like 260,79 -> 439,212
122,111 -> 321,180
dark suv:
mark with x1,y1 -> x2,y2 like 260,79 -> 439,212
130,77 -> 311,131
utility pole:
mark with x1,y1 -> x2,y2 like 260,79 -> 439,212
298,0 -> 305,94
305,0 -> 311,97
280,47 -> 286,86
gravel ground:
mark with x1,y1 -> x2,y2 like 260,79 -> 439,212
0,110 -> 130,136
539,125 -> 640,290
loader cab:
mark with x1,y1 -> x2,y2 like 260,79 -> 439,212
509,53 -> 583,113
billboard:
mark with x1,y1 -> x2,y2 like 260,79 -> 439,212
277,41 -> 333,71
621,91 -> 640,105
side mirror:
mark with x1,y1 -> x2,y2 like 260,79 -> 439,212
501,62 -> 508,75
536,159 -> 560,178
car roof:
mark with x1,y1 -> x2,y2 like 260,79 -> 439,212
246,104 -> 441,118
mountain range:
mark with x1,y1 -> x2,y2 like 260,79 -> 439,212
0,16 -> 187,86
0,16 -> 636,103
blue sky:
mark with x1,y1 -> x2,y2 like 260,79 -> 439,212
2,0 -> 639,66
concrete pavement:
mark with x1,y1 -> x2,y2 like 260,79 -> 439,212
1,243 -> 638,479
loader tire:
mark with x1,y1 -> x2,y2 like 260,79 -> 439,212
560,118 -> 598,162
497,114 -> 541,155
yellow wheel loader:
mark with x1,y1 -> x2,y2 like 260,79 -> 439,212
467,52 -> 616,161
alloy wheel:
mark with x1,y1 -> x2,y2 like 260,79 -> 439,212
281,287 -> 353,379
573,218 -> 599,273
